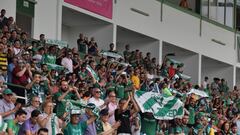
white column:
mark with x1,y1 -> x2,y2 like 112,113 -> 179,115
198,54 -> 202,86
159,41 -> 163,65
56,0 -> 63,40
113,24 -> 117,50
233,66 -> 236,87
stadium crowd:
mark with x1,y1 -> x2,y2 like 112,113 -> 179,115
0,8 -> 240,135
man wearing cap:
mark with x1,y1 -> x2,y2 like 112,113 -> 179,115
63,109 -> 96,135
79,103 -> 98,135
0,89 -> 21,121
22,51 -> 31,64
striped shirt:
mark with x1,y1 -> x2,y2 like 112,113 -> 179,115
0,53 -> 7,71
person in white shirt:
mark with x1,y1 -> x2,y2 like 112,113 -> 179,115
88,88 -> 105,109
61,52 -> 73,73
38,101 -> 64,135
202,76 -> 209,89
24,96 -> 40,120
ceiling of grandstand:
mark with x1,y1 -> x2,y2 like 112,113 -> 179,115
117,26 -> 158,42
162,42 -> 196,57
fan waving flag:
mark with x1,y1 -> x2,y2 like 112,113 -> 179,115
134,91 -> 184,120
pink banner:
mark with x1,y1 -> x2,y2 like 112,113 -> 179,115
64,0 -> 112,19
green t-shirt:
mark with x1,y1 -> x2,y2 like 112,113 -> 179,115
168,126 -> 183,134
116,84 -> 125,99
78,71 -> 88,80
28,81 -> 49,103
54,91 -> 77,117
182,125 -> 190,135
42,54 -> 56,64
64,121 -> 87,135
141,115 -> 157,135
7,120 -> 19,135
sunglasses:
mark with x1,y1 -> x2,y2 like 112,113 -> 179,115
95,91 -> 101,93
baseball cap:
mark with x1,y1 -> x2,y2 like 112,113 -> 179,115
3,89 -> 13,95
70,109 -> 81,115
85,103 -> 96,110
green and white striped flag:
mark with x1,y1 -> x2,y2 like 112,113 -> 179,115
134,91 -> 184,120
100,50 -> 123,59
86,65 -> 100,82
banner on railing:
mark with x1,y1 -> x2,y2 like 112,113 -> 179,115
64,0 -> 113,19
46,39 -> 68,49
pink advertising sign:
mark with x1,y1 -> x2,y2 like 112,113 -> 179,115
64,0 -> 113,19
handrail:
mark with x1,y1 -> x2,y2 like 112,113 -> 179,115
3,82 -> 27,89
1,83 -> 28,103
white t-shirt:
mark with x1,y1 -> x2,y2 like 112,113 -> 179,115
88,97 -> 104,108
61,57 -> 73,73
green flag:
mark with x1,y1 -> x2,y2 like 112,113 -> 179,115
134,91 -> 184,120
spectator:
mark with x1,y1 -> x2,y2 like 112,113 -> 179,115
12,39 -> 23,57
88,37 -> 98,56
96,108 -> 120,135
202,76 -> 209,89
77,33 -> 87,54
115,95 -> 139,135
38,34 -> 46,47
88,88 -> 105,109
179,0 -> 189,9
26,73 -> 50,103
123,44 -> 131,63
38,101 -> 64,135
0,89 -> 21,121
7,57 -> 17,83
12,59 -> 32,86
168,62 -> 175,79
37,128 -> 48,135
61,51 -> 73,73
42,45 -> 57,64
131,68 -> 140,90
79,103 -> 98,135
6,109 -> 27,135
107,91 -> 118,125
63,108 -> 96,135
0,9 -> 7,29
18,109 -> 41,135
54,80 -> 81,118
24,96 -> 41,120
0,41 -> 7,72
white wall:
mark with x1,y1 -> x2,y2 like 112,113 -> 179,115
62,24 -> 113,49
33,0 -> 59,39
61,24 -> 70,43
177,55 -> 199,84
114,0 -> 161,39
0,0 -> 16,19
